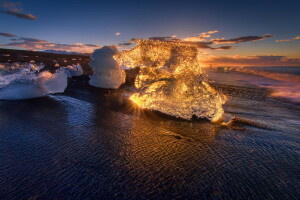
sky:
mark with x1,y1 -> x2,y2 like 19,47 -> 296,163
0,0 -> 299,66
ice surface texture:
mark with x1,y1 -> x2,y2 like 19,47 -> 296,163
65,64 -> 83,77
89,46 -> 126,89
0,66 -> 68,100
115,39 -> 226,122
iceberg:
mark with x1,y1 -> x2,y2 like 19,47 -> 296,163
89,46 -> 126,89
114,39 -> 226,122
0,66 -> 68,100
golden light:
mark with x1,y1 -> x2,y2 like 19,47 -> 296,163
114,39 -> 227,122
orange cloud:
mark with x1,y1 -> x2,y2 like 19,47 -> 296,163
183,30 -> 218,42
276,39 -> 292,42
276,36 -> 300,42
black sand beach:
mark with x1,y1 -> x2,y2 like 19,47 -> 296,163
0,71 -> 299,199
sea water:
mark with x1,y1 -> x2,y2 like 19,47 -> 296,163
207,66 -> 300,103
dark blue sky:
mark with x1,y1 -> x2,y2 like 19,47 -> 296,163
0,0 -> 299,65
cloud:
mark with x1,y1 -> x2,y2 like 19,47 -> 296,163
145,36 -> 233,50
215,45 -> 233,50
183,36 -> 207,42
115,32 -> 121,36
0,32 -> 16,37
275,36 -> 300,42
0,0 -> 37,20
211,34 -> 272,44
183,30 -> 218,42
15,37 -> 48,43
293,36 -> 300,40
119,42 -> 133,46
200,55 -> 300,66
148,36 -> 181,41
0,10 -> 36,20
118,32 -> 272,51
0,36 -> 101,53
276,39 -> 292,42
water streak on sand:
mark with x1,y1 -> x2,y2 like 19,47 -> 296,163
225,66 -> 300,103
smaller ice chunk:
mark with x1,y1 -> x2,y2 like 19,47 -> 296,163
89,46 -> 125,89
0,68 -> 68,100
65,64 -> 83,77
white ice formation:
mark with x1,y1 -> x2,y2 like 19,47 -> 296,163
0,64 -> 68,100
89,46 -> 126,89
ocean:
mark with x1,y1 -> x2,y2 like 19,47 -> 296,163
206,66 -> 300,103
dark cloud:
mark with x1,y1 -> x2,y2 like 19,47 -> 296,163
148,36 -> 179,41
85,44 -> 100,47
0,0 -> 37,20
211,34 -> 272,44
0,36 -> 101,53
119,38 -> 139,46
214,45 -> 233,50
120,32 -> 272,51
119,42 -> 133,46
0,32 -> 16,37
175,41 -> 214,49
17,37 -> 47,43
179,42 -> 233,50
0,10 -> 37,20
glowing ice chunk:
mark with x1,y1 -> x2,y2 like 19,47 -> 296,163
115,39 -> 226,122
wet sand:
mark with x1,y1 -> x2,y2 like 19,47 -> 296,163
0,73 -> 299,199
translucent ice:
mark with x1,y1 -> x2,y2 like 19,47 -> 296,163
114,39 -> 226,122
89,46 -> 126,89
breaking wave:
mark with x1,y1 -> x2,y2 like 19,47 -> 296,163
231,67 -> 300,103
233,67 -> 300,83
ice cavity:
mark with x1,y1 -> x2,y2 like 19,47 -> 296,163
89,46 -> 126,89
0,66 -> 68,100
65,64 -> 83,77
